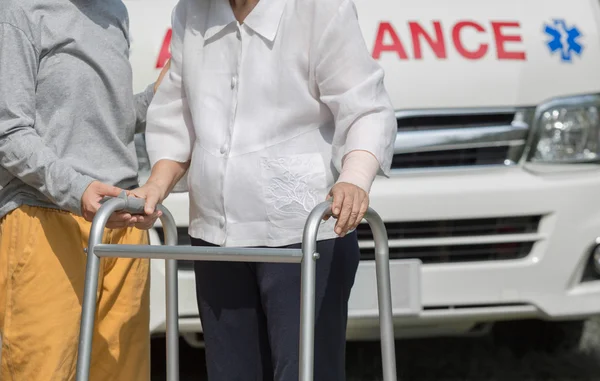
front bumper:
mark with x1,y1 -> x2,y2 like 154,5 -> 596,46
148,164 -> 600,339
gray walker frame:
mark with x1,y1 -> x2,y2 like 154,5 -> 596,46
75,192 -> 398,381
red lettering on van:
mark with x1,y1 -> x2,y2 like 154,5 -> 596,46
372,22 -> 409,60
409,21 -> 446,59
156,28 -> 172,69
491,22 -> 526,60
372,20 -> 525,61
452,21 -> 488,60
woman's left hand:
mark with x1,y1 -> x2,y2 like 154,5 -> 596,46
326,182 -> 369,237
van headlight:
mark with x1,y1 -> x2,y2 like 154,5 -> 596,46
530,94 -> 600,163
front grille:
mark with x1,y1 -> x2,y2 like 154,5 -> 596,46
397,112 -> 516,131
178,260 -> 195,271
358,215 -> 542,264
360,242 -> 534,264
155,227 -> 192,246
391,146 -> 509,169
156,214 -> 542,267
393,109 -> 530,170
155,227 -> 195,271
134,134 -> 151,173
356,216 -> 541,240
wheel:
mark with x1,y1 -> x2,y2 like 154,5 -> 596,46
491,319 -> 585,354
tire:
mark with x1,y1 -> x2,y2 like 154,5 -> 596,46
492,319 -> 585,354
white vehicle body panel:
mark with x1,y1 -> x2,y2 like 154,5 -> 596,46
124,0 -> 600,339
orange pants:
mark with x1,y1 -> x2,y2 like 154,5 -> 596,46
0,206 -> 150,381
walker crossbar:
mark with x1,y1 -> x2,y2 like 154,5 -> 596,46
92,244 -> 304,263
75,191 -> 398,381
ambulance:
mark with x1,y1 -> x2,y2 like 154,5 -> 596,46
126,0 -> 600,352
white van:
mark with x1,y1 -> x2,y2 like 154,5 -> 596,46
126,0 -> 600,352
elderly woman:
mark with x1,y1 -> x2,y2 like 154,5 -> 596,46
133,0 -> 396,379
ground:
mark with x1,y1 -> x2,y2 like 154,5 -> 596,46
151,316 -> 600,380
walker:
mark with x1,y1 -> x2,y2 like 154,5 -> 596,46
75,192 -> 398,381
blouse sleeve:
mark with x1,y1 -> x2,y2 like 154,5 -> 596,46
145,0 -> 196,166
314,0 -> 396,176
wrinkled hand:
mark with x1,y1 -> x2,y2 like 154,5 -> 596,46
325,182 -> 369,237
81,181 -> 138,229
154,60 -> 171,93
128,182 -> 164,230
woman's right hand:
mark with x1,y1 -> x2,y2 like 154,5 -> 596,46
128,182 -> 165,230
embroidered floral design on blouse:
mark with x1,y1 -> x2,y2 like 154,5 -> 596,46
263,156 -> 321,217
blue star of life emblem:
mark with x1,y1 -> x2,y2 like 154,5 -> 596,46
544,19 -> 583,62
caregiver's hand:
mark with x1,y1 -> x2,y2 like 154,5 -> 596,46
326,182 -> 369,237
128,182 -> 165,230
82,181 -> 139,229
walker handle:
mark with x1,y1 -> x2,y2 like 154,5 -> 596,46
100,191 -> 147,215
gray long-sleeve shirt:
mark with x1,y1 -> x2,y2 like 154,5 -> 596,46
0,0 -> 154,218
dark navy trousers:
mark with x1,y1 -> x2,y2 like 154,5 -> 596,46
191,231 -> 360,381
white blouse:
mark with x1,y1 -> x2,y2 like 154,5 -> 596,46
146,0 -> 396,247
